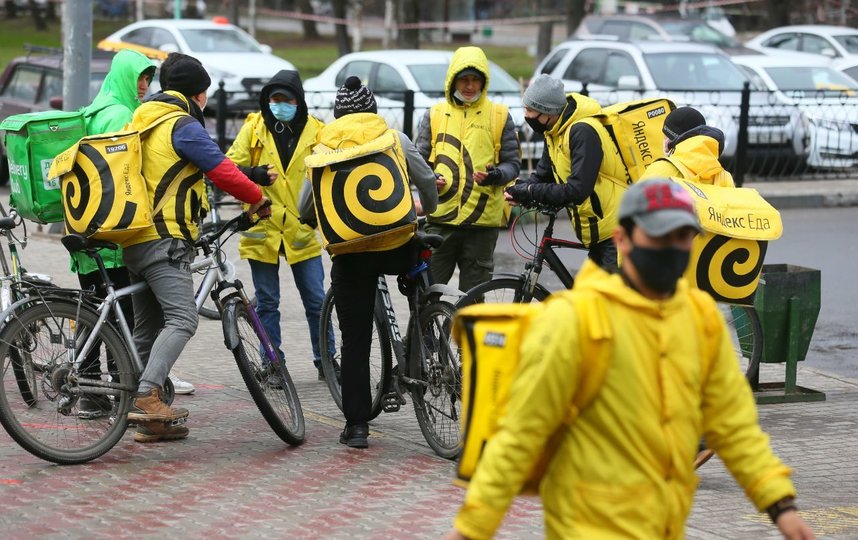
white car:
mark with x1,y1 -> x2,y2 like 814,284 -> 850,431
733,55 -> 858,169
533,39 -> 806,163
745,25 -> 858,61
100,19 -> 295,106
302,50 -> 540,160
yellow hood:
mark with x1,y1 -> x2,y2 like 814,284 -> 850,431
131,91 -> 191,130
546,93 -> 603,137
317,112 -> 389,150
670,135 -> 726,184
444,47 -> 490,107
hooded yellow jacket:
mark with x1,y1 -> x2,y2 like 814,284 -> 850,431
641,134 -> 735,187
228,112 -> 323,264
427,46 -> 512,227
455,260 -> 795,539
545,95 -> 627,246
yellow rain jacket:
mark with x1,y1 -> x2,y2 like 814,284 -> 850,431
641,134 -> 735,187
427,47 -> 511,227
546,95 -> 627,246
227,112 -> 323,264
455,260 -> 795,539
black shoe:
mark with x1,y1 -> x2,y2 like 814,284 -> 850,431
339,423 -> 368,448
265,373 -> 284,390
318,361 -> 342,384
78,394 -> 113,420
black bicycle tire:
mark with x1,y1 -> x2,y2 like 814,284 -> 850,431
10,346 -> 37,407
319,288 -> 393,421
0,300 -> 133,465
723,304 -> 763,383
228,299 -> 305,446
456,277 -> 551,308
409,300 -> 462,460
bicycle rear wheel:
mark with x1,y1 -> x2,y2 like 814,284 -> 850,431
719,303 -> 763,383
0,300 -> 134,464
456,277 -> 550,308
10,346 -> 37,407
226,298 -> 305,445
409,301 -> 462,459
319,288 -> 392,421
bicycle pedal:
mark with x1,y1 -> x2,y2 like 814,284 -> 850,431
381,393 -> 402,413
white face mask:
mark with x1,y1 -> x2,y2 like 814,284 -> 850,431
454,89 -> 480,104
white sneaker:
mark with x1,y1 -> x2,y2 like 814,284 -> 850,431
169,374 -> 196,395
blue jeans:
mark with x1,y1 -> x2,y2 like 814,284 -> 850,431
249,256 -> 327,368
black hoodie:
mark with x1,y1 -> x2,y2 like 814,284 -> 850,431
259,69 -> 309,171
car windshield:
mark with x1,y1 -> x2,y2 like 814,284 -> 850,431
834,34 -> 858,54
659,21 -> 738,48
644,52 -> 748,90
407,62 -> 521,95
179,28 -> 261,53
764,66 -> 858,92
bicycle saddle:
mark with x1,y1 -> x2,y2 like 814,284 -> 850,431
415,232 -> 443,249
60,234 -> 119,254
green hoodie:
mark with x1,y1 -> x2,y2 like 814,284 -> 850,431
71,49 -> 156,275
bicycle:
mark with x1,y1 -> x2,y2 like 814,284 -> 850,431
456,204 -> 763,383
0,212 -> 304,465
318,232 -> 464,459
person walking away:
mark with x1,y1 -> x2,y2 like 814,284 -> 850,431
504,74 -> 628,272
300,76 -> 438,449
413,46 -> 520,293
444,178 -> 814,540
640,106 -> 735,187
123,53 -> 271,443
227,70 -> 332,381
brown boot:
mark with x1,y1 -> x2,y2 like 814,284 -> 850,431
127,387 -> 189,422
134,420 -> 189,443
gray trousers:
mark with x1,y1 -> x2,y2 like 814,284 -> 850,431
123,238 -> 199,394
425,223 -> 500,294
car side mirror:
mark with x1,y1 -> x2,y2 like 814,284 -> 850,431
159,43 -> 179,54
617,75 -> 641,89
49,96 -> 63,110
821,48 -> 838,59
259,44 -> 272,54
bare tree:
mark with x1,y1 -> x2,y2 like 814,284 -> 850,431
397,0 -> 419,49
565,0 -> 586,39
297,0 -> 319,39
333,0 -> 351,55
766,0 -> 792,26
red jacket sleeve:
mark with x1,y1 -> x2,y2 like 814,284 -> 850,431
206,158 -> 263,204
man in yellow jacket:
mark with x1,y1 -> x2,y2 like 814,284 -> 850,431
446,178 -> 814,539
640,106 -> 735,187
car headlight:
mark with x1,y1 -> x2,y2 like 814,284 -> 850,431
813,118 -> 851,131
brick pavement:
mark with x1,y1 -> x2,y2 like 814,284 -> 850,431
0,228 -> 856,538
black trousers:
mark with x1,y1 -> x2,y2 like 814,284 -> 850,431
330,241 -> 417,425
77,266 -> 135,377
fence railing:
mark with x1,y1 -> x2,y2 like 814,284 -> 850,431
212,82 -> 858,185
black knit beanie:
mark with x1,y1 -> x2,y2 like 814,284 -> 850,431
333,76 -> 377,118
160,53 -> 211,97
662,107 -> 706,142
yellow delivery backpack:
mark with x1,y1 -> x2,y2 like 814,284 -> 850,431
48,111 -> 185,245
678,179 -> 783,305
579,98 -> 675,184
452,294 -> 612,495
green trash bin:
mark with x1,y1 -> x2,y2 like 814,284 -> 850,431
752,263 -> 825,403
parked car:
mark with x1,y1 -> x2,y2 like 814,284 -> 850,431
745,25 -> 858,60
0,48 -> 115,186
533,39 -> 806,163
733,55 -> 858,169
100,18 -> 295,107
303,49 -> 540,160
573,14 -> 744,51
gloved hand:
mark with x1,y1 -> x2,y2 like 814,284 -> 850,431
240,165 -> 276,186
505,183 -> 533,205
298,215 -> 318,230
484,166 -> 504,184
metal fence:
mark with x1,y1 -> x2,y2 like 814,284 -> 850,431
212,82 -> 858,186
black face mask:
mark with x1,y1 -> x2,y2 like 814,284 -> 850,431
628,245 -> 690,295
525,115 -> 550,134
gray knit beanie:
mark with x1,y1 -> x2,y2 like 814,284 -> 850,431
523,74 -> 567,115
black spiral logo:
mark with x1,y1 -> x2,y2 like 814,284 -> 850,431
695,234 -> 767,305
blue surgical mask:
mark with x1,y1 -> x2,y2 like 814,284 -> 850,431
269,102 -> 297,122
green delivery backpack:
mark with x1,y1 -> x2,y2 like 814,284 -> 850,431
1,110 -> 86,224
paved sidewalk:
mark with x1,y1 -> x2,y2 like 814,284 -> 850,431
0,229 -> 856,538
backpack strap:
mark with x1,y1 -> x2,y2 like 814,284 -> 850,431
428,104 -> 443,166
143,110 -> 195,217
247,113 -> 265,167
489,103 -> 509,163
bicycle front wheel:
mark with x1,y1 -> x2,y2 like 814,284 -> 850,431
0,300 -> 134,464
195,258 -> 257,320
226,298 -> 305,446
720,303 -> 763,383
409,301 -> 462,459
319,288 -> 392,421
456,277 -> 550,308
